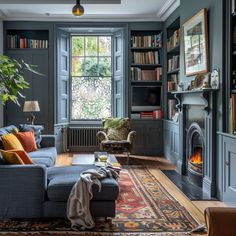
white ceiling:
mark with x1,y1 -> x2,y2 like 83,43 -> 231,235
0,0 -> 180,22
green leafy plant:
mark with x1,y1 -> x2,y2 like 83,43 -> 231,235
0,55 -> 42,106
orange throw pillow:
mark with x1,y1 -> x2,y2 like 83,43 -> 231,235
1,133 -> 24,150
14,150 -> 34,164
0,150 -> 24,165
14,131 -> 38,153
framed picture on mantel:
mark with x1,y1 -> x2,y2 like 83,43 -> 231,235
183,8 -> 209,77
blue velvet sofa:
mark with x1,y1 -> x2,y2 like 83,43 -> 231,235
0,125 -> 119,219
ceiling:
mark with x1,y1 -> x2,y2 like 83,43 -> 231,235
0,0 -> 180,22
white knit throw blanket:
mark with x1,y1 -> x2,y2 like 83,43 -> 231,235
67,167 -> 119,230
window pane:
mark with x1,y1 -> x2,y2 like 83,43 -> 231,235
84,57 -> 98,76
72,57 -> 84,76
72,36 -> 84,56
99,36 -> 111,56
99,57 -> 112,76
71,77 -> 112,119
85,36 -> 98,56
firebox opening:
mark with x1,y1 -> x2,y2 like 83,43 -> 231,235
190,147 -> 203,165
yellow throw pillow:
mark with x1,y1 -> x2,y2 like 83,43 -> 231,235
1,133 -> 24,150
0,149 -> 24,165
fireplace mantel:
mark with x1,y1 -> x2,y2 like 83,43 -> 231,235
171,89 -> 218,115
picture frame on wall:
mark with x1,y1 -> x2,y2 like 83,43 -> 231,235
183,8 -> 209,77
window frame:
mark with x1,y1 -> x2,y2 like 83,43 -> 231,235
69,33 -> 114,124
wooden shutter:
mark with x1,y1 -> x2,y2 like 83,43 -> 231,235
57,29 -> 70,124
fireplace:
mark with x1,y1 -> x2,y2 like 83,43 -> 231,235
186,122 -> 204,187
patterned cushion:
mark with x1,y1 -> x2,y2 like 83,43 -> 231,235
104,118 -> 130,141
19,124 -> 44,148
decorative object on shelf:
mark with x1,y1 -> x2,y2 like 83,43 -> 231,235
177,82 -> 184,91
72,0 -> 84,16
194,74 -> 210,90
23,101 -> 40,125
0,55 -> 42,106
183,8 -> 209,76
210,69 -> 220,89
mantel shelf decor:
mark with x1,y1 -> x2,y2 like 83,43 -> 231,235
172,89 -> 218,115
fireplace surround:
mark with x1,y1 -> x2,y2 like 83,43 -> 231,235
173,90 -> 217,197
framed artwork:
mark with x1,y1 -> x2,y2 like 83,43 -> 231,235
183,8 -> 209,76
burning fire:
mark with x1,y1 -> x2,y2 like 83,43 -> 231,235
190,148 -> 202,165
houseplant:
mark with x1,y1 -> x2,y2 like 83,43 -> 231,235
0,55 -> 42,106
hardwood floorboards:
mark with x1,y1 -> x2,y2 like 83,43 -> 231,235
56,153 -> 226,236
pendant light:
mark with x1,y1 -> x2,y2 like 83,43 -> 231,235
72,0 -> 84,16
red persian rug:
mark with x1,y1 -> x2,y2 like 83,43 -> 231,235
0,167 -> 199,235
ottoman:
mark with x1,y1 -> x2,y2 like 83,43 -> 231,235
43,165 -> 120,218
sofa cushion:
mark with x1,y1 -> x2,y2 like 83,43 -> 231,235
32,157 -> 55,167
15,131 -> 38,152
0,149 -> 25,164
28,147 -> 57,167
47,166 -> 119,202
19,124 -> 44,148
1,133 -> 24,150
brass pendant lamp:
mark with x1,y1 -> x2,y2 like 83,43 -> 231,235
72,0 -> 84,16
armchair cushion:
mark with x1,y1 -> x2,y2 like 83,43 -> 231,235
104,117 -> 130,141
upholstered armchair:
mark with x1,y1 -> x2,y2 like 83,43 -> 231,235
97,118 -> 136,164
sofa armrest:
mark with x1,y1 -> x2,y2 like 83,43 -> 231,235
40,135 -> 56,148
127,131 -> 136,143
204,207 -> 236,236
0,165 -> 47,218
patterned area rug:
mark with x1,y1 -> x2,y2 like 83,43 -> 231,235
0,167 -> 198,235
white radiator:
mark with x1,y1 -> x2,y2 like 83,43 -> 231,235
67,127 -> 102,152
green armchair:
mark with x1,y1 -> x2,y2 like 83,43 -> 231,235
97,118 -> 136,164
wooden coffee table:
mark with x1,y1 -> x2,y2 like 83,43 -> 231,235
72,153 -> 118,166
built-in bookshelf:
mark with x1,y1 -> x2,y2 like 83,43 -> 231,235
6,30 -> 49,49
130,30 -> 163,120
230,2 -> 236,133
166,18 -> 180,121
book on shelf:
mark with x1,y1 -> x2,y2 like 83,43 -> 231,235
7,35 -> 49,49
141,70 -> 156,81
131,33 -> 162,48
132,51 -> 159,64
167,29 -> 180,52
168,55 -> 180,72
169,73 -> 179,84
168,81 -> 177,92
168,99 -> 176,120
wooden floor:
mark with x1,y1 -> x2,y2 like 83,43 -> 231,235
57,152 -> 226,236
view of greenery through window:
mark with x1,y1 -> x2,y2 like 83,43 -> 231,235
71,36 -> 112,120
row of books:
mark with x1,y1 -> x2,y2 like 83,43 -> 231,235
132,51 -> 160,65
168,55 -> 180,72
131,34 -> 162,48
131,68 -> 162,81
7,35 -> 49,49
131,110 -> 163,119
167,29 -> 180,52
168,99 -> 177,120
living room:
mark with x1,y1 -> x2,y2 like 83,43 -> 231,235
0,0 -> 235,235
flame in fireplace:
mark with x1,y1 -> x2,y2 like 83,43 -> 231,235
190,148 -> 202,165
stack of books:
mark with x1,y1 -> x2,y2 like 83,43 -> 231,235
167,29 -> 180,51
168,55 -> 180,72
